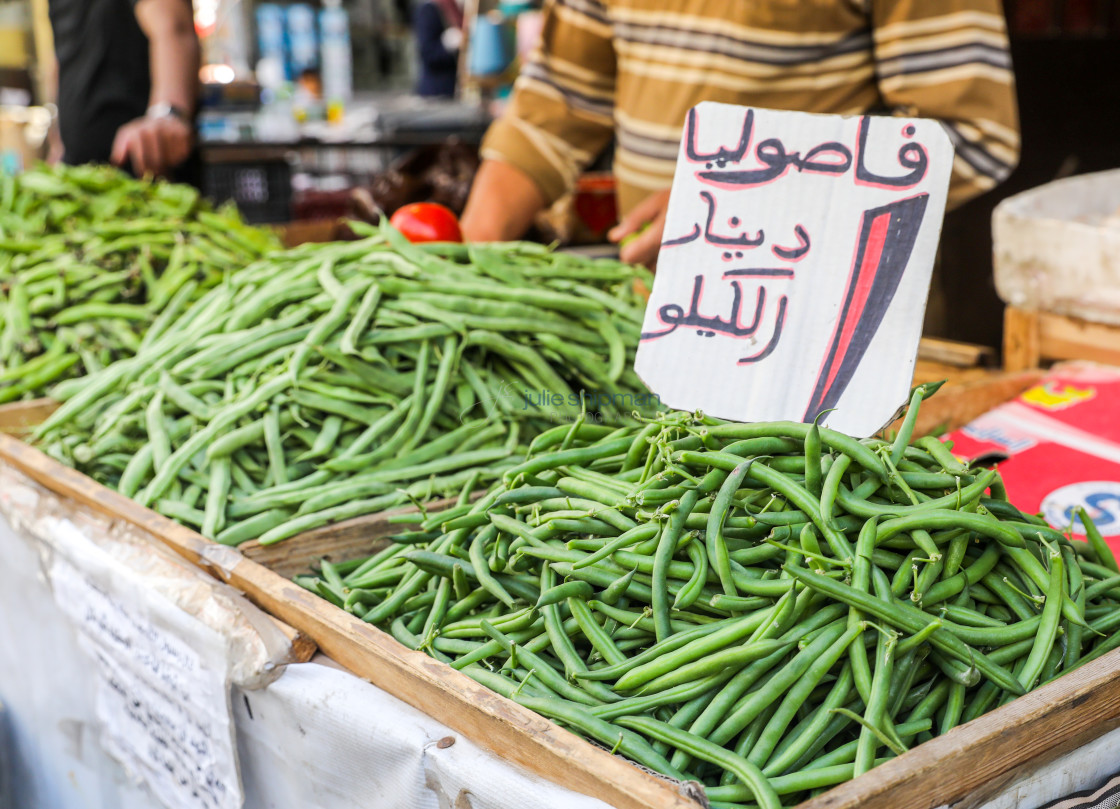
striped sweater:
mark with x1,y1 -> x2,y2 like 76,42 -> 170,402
481,0 -> 1019,214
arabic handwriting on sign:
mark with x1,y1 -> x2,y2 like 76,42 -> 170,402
737,295 -> 788,365
661,193 -> 811,266
854,118 -> 929,189
660,190 -> 765,249
685,106 -> 755,165
696,137 -> 854,188
723,268 -> 795,279
662,223 -> 701,247
700,191 -> 764,247
639,274 -> 774,343
772,225 -> 811,261
685,108 -> 927,191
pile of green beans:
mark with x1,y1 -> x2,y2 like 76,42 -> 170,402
34,220 -> 656,546
0,163 -> 278,401
300,389 -> 1120,808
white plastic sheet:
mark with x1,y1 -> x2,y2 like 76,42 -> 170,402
0,460 -> 613,809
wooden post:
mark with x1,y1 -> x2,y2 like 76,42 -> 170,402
1003,306 -> 1041,371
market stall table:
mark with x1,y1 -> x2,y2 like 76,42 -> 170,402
5,413 -> 1120,809
5,371 -> 1120,809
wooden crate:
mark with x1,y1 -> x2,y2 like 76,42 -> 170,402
1004,306 -> 1120,371
274,219 -> 351,249
7,372 -> 1119,809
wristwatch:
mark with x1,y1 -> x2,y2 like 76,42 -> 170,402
146,102 -> 191,123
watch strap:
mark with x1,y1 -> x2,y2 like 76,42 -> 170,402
146,102 -> 191,123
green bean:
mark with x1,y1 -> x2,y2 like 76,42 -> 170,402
708,459 -> 757,597
674,540 -> 709,611
503,437 -> 635,485
915,435 -> 968,474
596,567 -> 637,608
681,450 -> 853,561
613,605 -> 783,693
787,566 -> 1025,696
876,508 -> 1025,550
891,385 -> 928,466
1080,508 -> 1119,573
213,509 -> 291,546
1063,546 -> 1085,670
201,457 -> 231,539
848,516 -> 878,706
487,689 -> 687,779
705,421 -> 887,482
804,416 -> 824,498
652,489 -> 699,641
709,621 -> 850,748
855,628 -> 898,776
260,404 -> 288,487
749,624 -> 863,769
1017,545 -> 1064,690
537,580 -> 594,607
154,498 -> 207,527
568,523 -> 659,570
564,596 -> 627,667
616,715 -> 781,809
763,663 -> 854,777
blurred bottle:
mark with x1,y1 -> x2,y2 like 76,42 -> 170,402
255,57 -> 300,142
255,4 -> 288,78
320,0 -> 353,122
286,4 -> 319,79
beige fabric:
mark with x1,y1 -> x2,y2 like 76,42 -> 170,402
482,0 -> 1019,215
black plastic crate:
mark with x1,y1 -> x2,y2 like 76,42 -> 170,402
202,159 -> 292,224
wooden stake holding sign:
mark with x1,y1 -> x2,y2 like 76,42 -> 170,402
636,103 -> 955,437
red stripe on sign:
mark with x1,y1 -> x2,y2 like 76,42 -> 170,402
821,211 -> 890,395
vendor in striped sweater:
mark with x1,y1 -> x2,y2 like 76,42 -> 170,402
460,0 -> 1019,267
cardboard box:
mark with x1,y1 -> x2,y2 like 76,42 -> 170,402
947,361 -> 1120,557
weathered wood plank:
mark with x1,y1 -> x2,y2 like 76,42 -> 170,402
239,498 -> 461,580
918,337 -> 996,368
1003,307 -> 1042,371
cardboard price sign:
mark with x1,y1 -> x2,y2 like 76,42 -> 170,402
635,103 -> 954,437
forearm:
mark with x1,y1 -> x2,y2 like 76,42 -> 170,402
47,58 -> 63,162
110,0 -> 199,175
460,160 -> 547,242
136,0 -> 200,115
472,0 -> 617,214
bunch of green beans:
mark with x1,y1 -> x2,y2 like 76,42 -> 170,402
300,390 -> 1120,808
34,220 -> 656,546
0,164 -> 279,401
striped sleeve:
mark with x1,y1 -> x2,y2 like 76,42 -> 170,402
870,0 -> 1020,207
479,0 -> 617,204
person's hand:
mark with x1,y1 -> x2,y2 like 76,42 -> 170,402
608,188 -> 670,269
110,114 -> 193,177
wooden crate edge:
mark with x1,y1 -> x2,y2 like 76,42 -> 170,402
0,427 -> 695,809
795,650 -> 1120,809
884,369 -> 1044,438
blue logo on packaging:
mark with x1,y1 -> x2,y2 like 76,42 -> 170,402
1042,481 -> 1120,537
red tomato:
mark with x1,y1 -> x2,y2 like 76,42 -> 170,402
389,202 -> 464,243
